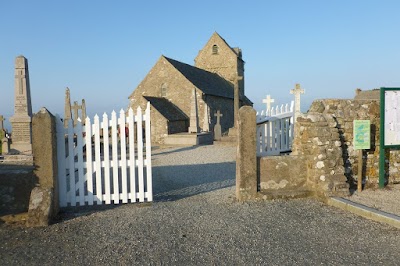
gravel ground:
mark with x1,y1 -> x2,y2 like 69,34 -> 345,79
344,183 -> 400,217
1,144 -> 400,265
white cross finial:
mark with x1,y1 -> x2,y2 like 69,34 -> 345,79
290,83 -> 305,122
262,95 -> 275,113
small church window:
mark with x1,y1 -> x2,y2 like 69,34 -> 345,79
212,44 -> 219,54
161,84 -> 167,97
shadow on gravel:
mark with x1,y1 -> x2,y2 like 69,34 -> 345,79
152,145 -> 201,157
152,161 -> 236,202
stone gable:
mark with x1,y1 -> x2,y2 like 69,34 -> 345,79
195,32 -> 245,96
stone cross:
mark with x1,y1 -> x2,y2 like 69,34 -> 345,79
233,75 -> 243,128
262,95 -> 275,114
9,55 -> 33,155
188,88 -> 200,133
72,101 -> 80,124
65,88 -> 87,127
214,110 -> 223,141
290,83 -> 305,122
64,88 -> 72,127
0,115 -> 4,131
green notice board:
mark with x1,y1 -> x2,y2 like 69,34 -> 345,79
380,87 -> 400,187
353,120 -> 370,150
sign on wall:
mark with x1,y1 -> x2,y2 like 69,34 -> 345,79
353,120 -> 370,150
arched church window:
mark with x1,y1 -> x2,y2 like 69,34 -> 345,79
161,84 -> 167,97
212,44 -> 219,54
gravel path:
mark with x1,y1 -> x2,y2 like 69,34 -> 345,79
344,184 -> 400,217
1,144 -> 400,265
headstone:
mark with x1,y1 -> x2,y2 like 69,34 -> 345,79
188,88 -> 200,133
0,115 -> 4,131
214,110 -> 223,141
2,137 -> 9,154
9,55 -> 33,154
290,83 -> 305,122
262,95 -> 275,115
64,88 -> 86,127
64,88 -> 72,127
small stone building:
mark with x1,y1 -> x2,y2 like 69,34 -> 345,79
128,32 -> 252,143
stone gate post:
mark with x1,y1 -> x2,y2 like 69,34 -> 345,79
27,108 -> 59,227
236,106 -> 257,201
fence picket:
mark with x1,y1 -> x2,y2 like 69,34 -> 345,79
56,116 -> 67,207
128,108 -> 136,202
137,107 -> 145,202
67,119 -> 76,206
94,115 -> 102,204
145,102 -> 153,201
102,113 -> 111,204
85,117 -> 94,205
76,121 -> 85,206
110,111 -> 119,204
119,109 -> 128,203
57,106 -> 152,207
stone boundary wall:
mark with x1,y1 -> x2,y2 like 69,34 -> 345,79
309,99 -> 400,185
236,97 -> 399,201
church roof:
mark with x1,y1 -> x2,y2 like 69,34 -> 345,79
143,96 -> 188,121
164,56 -> 251,104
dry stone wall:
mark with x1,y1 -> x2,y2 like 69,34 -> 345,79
309,99 -> 400,186
291,112 -> 348,196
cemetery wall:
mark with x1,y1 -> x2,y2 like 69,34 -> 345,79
238,97 -> 400,200
309,99 -> 400,185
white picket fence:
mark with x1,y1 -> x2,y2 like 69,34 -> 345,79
256,101 -> 294,156
56,103 -> 152,207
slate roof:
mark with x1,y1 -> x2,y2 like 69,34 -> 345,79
143,96 -> 188,122
164,56 -> 252,105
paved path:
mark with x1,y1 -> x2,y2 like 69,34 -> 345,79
1,145 -> 400,265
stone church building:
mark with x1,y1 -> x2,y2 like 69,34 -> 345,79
128,32 -> 252,143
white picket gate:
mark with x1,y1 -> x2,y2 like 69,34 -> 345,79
256,101 -> 294,156
56,103 -> 152,207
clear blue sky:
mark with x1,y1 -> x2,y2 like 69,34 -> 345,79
1,1 -> 399,130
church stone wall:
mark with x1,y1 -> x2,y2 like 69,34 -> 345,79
206,95 -> 234,135
150,108 -> 168,144
195,33 -> 244,95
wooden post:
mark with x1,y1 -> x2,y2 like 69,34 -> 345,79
357,150 -> 363,192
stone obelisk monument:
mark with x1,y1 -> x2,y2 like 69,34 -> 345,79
9,55 -> 33,154
188,88 -> 200,133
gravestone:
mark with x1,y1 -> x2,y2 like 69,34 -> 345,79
0,115 -> 4,131
64,88 -> 86,127
290,83 -> 305,122
64,88 -> 72,127
188,88 -> 200,133
214,110 -> 223,141
262,95 -> 275,115
9,55 -> 33,154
